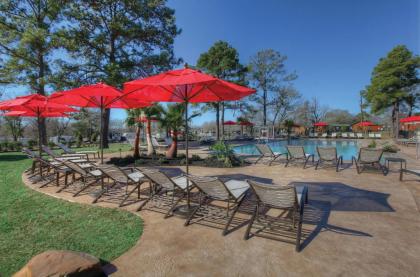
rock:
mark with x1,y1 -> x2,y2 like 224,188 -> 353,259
13,250 -> 104,277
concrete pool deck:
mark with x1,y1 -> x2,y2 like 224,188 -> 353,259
22,144 -> 420,277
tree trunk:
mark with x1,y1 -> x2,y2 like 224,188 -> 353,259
166,130 -> 177,158
392,101 -> 400,139
133,124 -> 141,159
215,103 -> 220,140
146,119 -> 155,156
101,108 -> 110,148
221,102 -> 225,140
263,89 -> 267,126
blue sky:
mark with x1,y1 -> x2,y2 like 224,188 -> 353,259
159,0 -> 418,125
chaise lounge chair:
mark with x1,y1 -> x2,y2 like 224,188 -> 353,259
315,146 -> 343,172
352,148 -> 386,175
244,180 -> 308,252
185,175 -> 250,235
341,133 -> 348,138
57,159 -> 104,196
254,144 -> 288,165
285,146 -> 314,168
356,133 -> 363,139
56,142 -> 99,159
136,169 -> 191,218
400,168 -> 420,181
41,145 -> 89,163
92,165 -> 149,206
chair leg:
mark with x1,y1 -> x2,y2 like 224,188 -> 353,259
285,158 -> 290,167
244,206 -> 258,240
184,201 -> 202,226
120,182 -> 143,207
73,178 -> 98,197
315,160 -> 320,170
165,190 -> 187,218
295,213 -> 303,252
223,198 -> 244,236
254,155 -> 263,164
136,186 -> 160,211
303,156 -> 310,169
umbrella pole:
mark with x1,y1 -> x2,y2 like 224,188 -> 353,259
185,100 -> 190,208
37,109 -> 42,158
100,97 -> 104,164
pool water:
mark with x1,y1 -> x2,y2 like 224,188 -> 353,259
233,139 -> 359,161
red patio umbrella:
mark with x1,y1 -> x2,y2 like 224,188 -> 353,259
122,66 -> 256,210
223,120 -> 237,125
50,82 -> 152,163
0,94 -> 77,156
238,121 -> 254,126
400,116 -> 420,123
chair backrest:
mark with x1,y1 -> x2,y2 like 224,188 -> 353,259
317,147 -> 337,161
287,146 -> 305,158
22,148 -> 39,158
41,145 -> 57,157
101,166 -> 128,183
256,144 -> 273,156
247,180 -> 296,209
151,137 -> 160,147
188,175 -> 230,200
342,133 -> 348,137
56,142 -> 74,154
141,169 -> 176,190
61,160 -> 88,176
358,148 -> 383,163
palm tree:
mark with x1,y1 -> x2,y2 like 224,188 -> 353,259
125,109 -> 143,159
161,103 -> 201,158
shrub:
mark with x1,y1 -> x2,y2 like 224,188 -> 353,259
209,141 -> 240,167
1,142 -> 9,151
368,140 -> 377,148
191,154 -> 202,161
27,140 -> 37,150
48,141 -> 56,148
76,133 -> 83,148
382,144 -> 398,153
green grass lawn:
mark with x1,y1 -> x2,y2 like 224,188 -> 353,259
73,142 -> 132,154
0,152 -> 142,276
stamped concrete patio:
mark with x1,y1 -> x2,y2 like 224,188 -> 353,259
23,147 -> 420,277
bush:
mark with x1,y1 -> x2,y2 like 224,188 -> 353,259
1,142 -> 9,152
27,140 -> 37,150
209,141 -> 241,167
368,140 -> 377,148
48,141 -> 56,149
382,144 -> 399,153
107,155 -> 136,167
191,154 -> 202,161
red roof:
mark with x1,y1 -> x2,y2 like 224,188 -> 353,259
314,122 -> 328,127
353,121 -> 379,127
400,116 -> 420,123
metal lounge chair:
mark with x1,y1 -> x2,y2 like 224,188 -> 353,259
254,144 -> 288,165
136,169 -> 190,218
352,148 -> 386,175
41,145 -> 89,163
152,137 -> 169,149
56,142 -> 99,159
57,159 -> 104,196
93,165 -> 149,206
23,148 -> 63,175
244,180 -> 308,252
331,133 -> 337,138
368,133 -> 375,139
185,175 -> 250,235
341,133 -> 348,138
315,146 -> 343,172
375,133 -> 382,139
285,146 -> 314,168
356,133 -> 363,139
349,133 -> 356,138
400,168 -> 420,181
321,133 -> 328,138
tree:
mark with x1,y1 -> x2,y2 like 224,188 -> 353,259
141,104 -> 164,156
308,98 -> 328,124
269,86 -> 301,126
4,117 -> 25,141
248,49 -> 297,126
125,109 -> 143,159
60,0 -> 181,148
363,45 -> 419,138
324,109 -> 355,124
0,0 -> 66,144
197,41 -> 246,140
283,119 -> 295,142
404,89 -> 419,116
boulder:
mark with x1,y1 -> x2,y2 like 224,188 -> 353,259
13,250 -> 104,277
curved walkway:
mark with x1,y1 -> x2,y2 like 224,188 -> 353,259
23,158 -> 420,277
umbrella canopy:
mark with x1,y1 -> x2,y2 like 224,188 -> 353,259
223,120 -> 237,125
3,110 -> 70,117
50,82 -> 152,163
400,116 -> 420,123
314,122 -> 328,127
122,66 -> 256,211
123,67 -> 255,102
0,94 -> 76,157
0,94 -> 76,113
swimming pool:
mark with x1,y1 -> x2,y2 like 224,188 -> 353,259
233,139 -> 359,161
